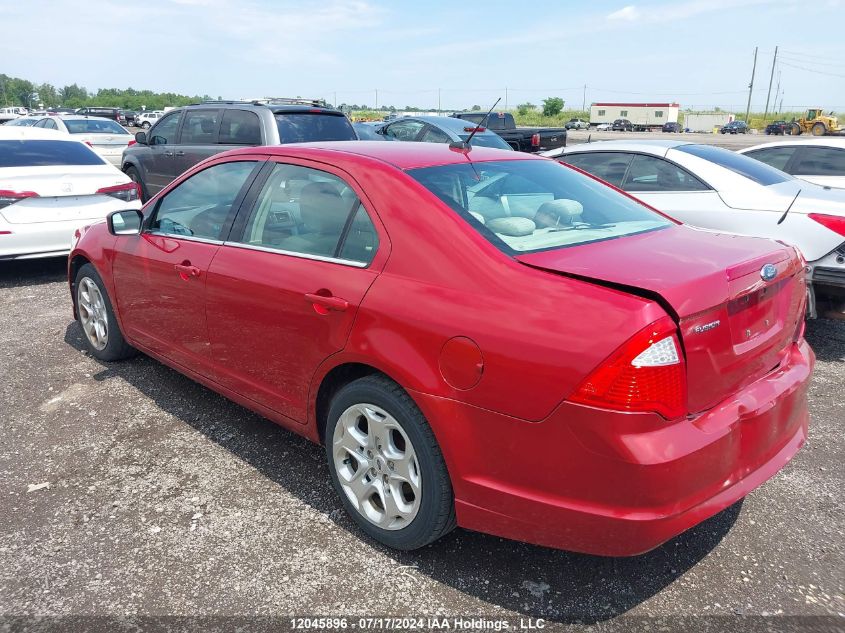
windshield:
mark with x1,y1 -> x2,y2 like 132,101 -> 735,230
0,140 -> 105,167
409,160 -> 671,254
64,119 -> 129,135
676,144 -> 792,186
458,133 -> 512,150
275,113 -> 356,143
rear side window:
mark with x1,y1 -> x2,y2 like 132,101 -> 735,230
64,119 -> 129,135
383,120 -> 425,141
562,152 -> 632,188
623,154 -> 709,192
744,146 -> 798,171
792,147 -> 845,176
275,113 -> 356,143
151,161 -> 258,240
0,140 -> 105,167
180,109 -> 219,144
676,144 -> 791,186
219,110 -> 262,145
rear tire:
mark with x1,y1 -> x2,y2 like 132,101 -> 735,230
74,264 -> 136,362
812,122 -> 827,136
325,375 -> 456,550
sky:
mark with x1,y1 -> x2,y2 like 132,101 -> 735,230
3,0 -> 845,112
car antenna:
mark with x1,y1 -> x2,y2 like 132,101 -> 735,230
777,188 -> 801,225
450,97 -> 501,152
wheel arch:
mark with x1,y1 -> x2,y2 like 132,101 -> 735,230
68,253 -> 93,318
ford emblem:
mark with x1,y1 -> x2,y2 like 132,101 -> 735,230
760,263 -> 777,282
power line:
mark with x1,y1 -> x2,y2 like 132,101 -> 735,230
778,54 -> 845,69
779,60 -> 845,79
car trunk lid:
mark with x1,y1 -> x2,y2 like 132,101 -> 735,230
515,225 -> 805,414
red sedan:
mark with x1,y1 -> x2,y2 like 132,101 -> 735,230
68,141 -> 813,555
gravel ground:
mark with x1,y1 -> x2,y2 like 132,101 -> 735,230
0,258 -> 843,632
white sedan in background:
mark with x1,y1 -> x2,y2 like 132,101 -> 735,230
543,140 -> 845,319
32,115 -> 134,166
0,127 -> 141,260
739,138 -> 845,189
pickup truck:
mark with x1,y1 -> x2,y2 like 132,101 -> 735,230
450,112 -> 566,153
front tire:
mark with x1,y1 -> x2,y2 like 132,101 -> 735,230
325,375 -> 456,550
812,122 -> 827,136
141,121 -> 151,129
75,264 -> 136,362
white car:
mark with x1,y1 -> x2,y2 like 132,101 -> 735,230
542,140 -> 845,318
0,127 -> 141,260
135,112 -> 162,129
32,115 -> 134,166
595,123 -> 611,131
738,138 -> 845,189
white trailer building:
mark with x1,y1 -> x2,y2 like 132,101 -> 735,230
682,112 -> 735,133
590,102 -> 680,130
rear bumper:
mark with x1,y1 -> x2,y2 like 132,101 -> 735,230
415,339 -> 813,556
0,218 -> 103,260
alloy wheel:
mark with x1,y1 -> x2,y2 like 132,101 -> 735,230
332,403 -> 421,530
77,277 -> 109,351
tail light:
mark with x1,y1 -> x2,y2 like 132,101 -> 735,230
808,213 -> 845,237
0,189 -> 39,210
569,316 -> 686,420
531,133 -> 541,147
127,140 -> 137,147
96,182 -> 140,202
463,127 -> 486,133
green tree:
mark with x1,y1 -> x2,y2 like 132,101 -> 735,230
542,97 -> 564,117
471,104 -> 481,111
517,102 -> 535,116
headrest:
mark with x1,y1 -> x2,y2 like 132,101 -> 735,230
535,199 -> 583,225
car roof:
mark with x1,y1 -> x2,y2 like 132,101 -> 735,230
739,138 -> 845,152
51,115 -> 116,121
0,127 -> 71,140
221,140 -> 537,170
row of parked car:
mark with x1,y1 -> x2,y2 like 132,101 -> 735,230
3,98 -> 845,320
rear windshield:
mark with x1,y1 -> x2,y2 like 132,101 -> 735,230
457,113 -> 510,130
458,133 -> 512,150
275,113 -> 356,143
409,160 -> 670,254
0,140 -> 105,167
64,119 -> 129,135
677,144 -> 791,186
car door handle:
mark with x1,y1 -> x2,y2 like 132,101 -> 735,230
174,263 -> 201,280
164,150 -> 174,157
305,293 -> 349,312
174,151 -> 185,157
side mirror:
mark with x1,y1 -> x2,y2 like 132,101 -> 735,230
107,209 -> 143,236
134,131 -> 147,145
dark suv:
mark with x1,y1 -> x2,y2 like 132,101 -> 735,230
611,118 -> 634,131
75,107 -> 126,125
720,120 -> 749,134
121,100 -> 357,200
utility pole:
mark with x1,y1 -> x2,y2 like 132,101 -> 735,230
375,89 -> 378,110
745,46 -> 758,123
774,70 -> 781,114
333,91 -> 337,108
504,87 -> 508,111
438,88 -> 441,113
582,84 -> 587,112
763,45 -> 778,122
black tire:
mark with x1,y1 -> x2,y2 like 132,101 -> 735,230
790,123 -> 802,136
74,263 -> 136,362
325,375 -> 456,550
124,166 -> 149,202
812,122 -> 826,137
141,121 -> 151,129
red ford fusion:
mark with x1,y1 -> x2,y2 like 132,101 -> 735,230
68,141 -> 813,555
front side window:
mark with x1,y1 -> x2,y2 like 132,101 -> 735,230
622,154 -> 709,192
561,152 -> 633,188
150,161 -> 258,240
409,160 -> 670,254
744,146 -> 797,172
235,163 -> 378,264
149,112 -> 182,145
180,109 -> 219,144
792,147 -> 845,176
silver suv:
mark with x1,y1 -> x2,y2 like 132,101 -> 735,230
121,100 -> 356,200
